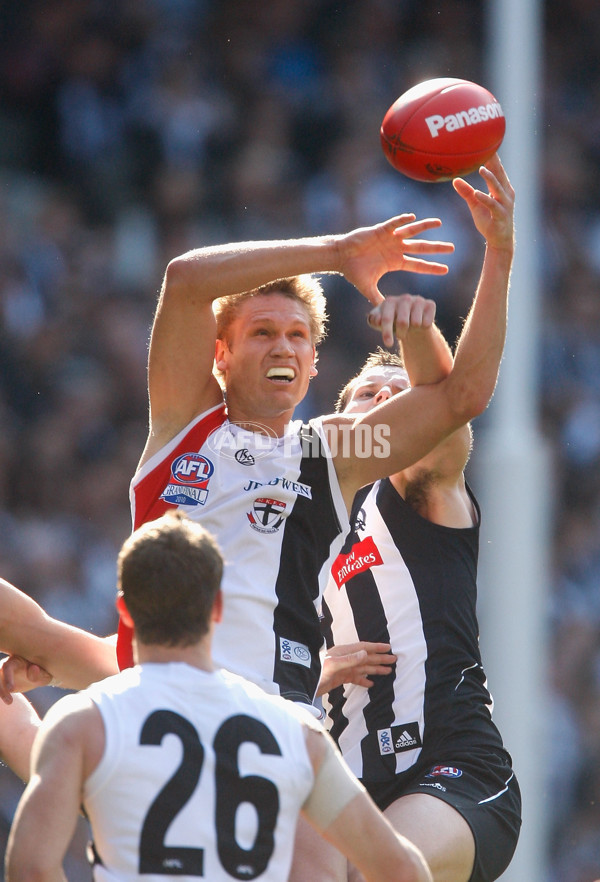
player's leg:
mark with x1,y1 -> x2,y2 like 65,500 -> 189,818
349,757 -> 521,882
0,693 -> 41,782
288,814 -> 347,882
348,793 -> 473,882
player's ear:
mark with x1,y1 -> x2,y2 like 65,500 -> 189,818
212,589 -> 224,625
215,338 -> 228,372
116,593 -> 134,629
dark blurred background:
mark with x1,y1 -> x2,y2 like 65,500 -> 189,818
1,1 -> 599,879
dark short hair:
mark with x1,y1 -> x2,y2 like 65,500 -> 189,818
117,512 -> 223,647
335,347 -> 405,412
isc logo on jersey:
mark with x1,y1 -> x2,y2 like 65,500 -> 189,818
160,453 -> 214,507
279,637 -> 312,669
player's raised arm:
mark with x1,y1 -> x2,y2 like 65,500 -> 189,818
141,216 -> 454,466
330,155 -> 514,503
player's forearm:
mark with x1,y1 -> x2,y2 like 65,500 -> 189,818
31,624 -> 118,690
0,695 -> 40,782
400,323 -> 454,387
165,235 -> 341,303
445,243 -> 512,420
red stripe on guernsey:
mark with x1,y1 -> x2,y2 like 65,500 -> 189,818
117,618 -> 135,670
331,536 -> 383,588
132,404 -> 226,531
117,404 -> 227,671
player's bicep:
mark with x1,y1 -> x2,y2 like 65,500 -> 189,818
147,268 -> 223,440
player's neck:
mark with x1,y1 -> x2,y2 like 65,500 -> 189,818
135,641 -> 214,672
228,406 -> 294,438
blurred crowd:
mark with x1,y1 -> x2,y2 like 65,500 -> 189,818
1,1 -> 600,879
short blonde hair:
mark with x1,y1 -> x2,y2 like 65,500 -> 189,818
213,275 -> 328,347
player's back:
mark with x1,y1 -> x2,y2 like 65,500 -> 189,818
83,663 -> 315,881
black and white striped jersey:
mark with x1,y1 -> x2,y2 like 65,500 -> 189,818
321,477 -> 506,782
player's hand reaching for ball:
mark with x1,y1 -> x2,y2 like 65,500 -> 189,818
453,153 -> 515,253
336,215 -> 455,306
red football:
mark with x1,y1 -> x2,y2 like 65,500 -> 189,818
380,77 -> 506,183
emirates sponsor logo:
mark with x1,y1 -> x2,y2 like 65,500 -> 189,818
331,536 -> 383,588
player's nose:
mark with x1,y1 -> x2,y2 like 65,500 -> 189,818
271,334 -> 294,355
374,384 -> 394,404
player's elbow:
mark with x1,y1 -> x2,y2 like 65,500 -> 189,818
447,377 -> 495,425
164,255 -> 195,296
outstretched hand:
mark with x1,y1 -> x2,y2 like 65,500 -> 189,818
338,215 -> 455,306
0,654 -> 53,703
317,642 -> 397,696
453,153 -> 515,252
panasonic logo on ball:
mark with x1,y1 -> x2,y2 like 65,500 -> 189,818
425,102 -> 504,138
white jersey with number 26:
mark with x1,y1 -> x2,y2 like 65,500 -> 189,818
84,663 -> 315,882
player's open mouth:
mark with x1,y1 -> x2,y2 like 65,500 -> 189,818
266,367 -> 295,382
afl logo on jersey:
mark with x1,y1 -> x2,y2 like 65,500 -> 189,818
247,498 -> 287,533
426,765 -> 463,778
160,453 -> 214,507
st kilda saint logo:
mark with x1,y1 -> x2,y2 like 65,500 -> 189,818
247,497 -> 287,534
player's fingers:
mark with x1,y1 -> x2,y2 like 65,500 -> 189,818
27,664 -> 52,685
483,153 -> 511,190
359,642 -> 393,653
392,217 -> 442,238
332,649 -> 367,670
407,296 -> 430,327
383,213 -> 416,231
421,298 -> 437,327
402,256 -> 450,275
401,238 -> 455,254
357,677 -> 374,688
364,652 -> 397,666
452,176 -> 476,200
365,665 -> 392,677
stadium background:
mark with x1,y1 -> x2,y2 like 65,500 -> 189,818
0,1 -> 599,879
